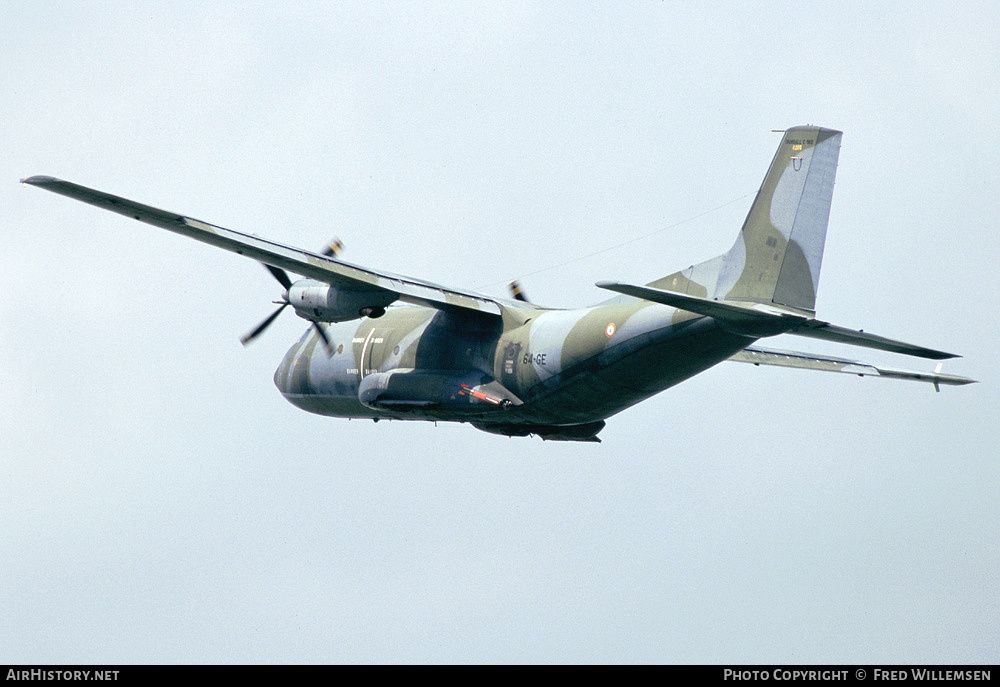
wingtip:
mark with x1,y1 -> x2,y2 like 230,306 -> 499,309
20,175 -> 57,186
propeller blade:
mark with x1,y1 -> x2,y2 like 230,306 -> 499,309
321,238 -> 345,258
312,321 -> 335,356
264,263 -> 293,291
509,280 -> 530,303
240,302 -> 288,346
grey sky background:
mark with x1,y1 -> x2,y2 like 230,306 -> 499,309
3,1 -> 997,664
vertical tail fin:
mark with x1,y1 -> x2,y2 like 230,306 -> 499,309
651,126 -> 842,312
723,126 -> 842,310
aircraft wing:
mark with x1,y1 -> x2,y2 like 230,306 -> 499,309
729,345 -> 976,390
22,176 -> 506,319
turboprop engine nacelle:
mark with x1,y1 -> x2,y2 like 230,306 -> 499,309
287,279 -> 396,322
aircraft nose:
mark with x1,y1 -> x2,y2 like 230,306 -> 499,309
273,344 -> 303,396
273,351 -> 290,394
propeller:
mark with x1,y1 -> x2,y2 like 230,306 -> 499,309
322,238 -> 344,258
240,238 -> 343,353
509,280 -> 530,303
239,295 -> 289,346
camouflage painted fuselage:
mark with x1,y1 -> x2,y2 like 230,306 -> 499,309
274,299 -> 752,440
274,125 -> 845,440
39,125 -> 967,444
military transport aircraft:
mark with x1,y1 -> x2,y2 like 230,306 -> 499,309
23,126 -> 974,442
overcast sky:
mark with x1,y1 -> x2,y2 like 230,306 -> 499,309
3,1 -> 997,664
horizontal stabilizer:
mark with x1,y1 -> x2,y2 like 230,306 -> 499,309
790,320 -> 959,360
730,346 -> 976,387
597,281 -> 959,360
596,281 -> 807,330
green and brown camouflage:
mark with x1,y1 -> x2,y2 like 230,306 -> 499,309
23,126 -> 975,443
650,126 -> 841,312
